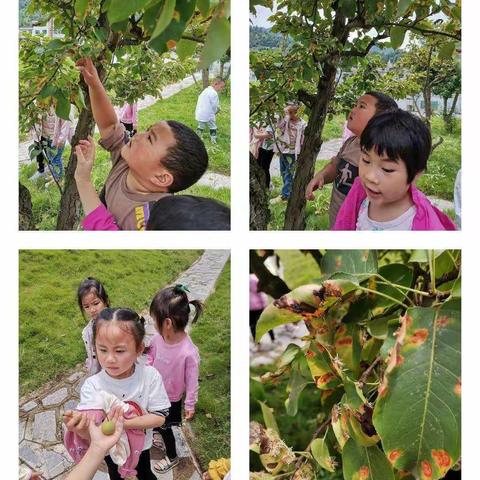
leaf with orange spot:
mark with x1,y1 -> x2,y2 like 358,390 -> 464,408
373,301 -> 461,479
342,439 -> 395,480
334,323 -> 362,378
321,250 -> 378,277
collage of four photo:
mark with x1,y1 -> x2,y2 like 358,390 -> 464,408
15,1 -> 464,480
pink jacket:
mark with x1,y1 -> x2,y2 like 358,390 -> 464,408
82,204 -> 120,231
250,274 -> 268,311
118,103 -> 138,125
64,402 -> 144,479
146,334 -> 200,412
333,177 -> 457,231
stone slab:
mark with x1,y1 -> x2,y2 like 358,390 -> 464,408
32,410 -> 57,443
22,400 -> 38,412
42,387 -> 68,406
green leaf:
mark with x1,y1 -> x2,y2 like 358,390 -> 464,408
150,0 -> 176,41
55,92 -> 71,120
451,277 -> 461,298
77,87 -> 87,110
338,0 -> 356,18
373,303 -> 461,479
342,440 -> 395,480
38,84 -> 57,99
390,27 -> 406,49
199,16 -> 230,69
311,437 -> 336,472
409,250 -> 429,263
321,250 -> 378,276
277,343 -> 301,368
285,362 -> 310,416
75,0 -> 89,20
176,39 -> 197,61
258,401 -> 279,434
397,0 -> 412,16
438,42 -> 456,60
197,0 -> 210,16
434,250 -> 456,279
107,0 -> 151,23
371,263 -> 413,313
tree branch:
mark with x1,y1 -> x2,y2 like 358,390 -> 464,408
250,250 -> 290,299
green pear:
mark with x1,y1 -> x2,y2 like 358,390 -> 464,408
101,420 -> 115,436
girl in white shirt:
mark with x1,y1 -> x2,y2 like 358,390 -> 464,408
64,308 -> 170,480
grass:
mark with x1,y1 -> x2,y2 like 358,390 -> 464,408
19,250 -> 202,395
188,261 -> 230,468
277,250 -> 323,288
19,83 -> 230,230
267,113 -> 460,230
139,83 -> 230,175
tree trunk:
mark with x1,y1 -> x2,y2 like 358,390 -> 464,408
423,85 -> 432,130
283,60 -> 339,230
19,182 -> 36,230
250,153 -> 270,230
56,57 -> 108,230
250,250 -> 290,299
56,107 -> 95,229
202,68 -> 209,89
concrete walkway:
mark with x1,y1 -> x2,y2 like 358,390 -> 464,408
19,250 -> 230,480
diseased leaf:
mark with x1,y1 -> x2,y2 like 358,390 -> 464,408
285,362 -> 310,416
373,302 -> 461,479
342,439 -> 395,480
55,92 -> 71,120
311,437 -> 336,472
321,250 -> 378,276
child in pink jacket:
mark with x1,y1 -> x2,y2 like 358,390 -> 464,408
333,109 -> 456,231
146,284 -> 202,474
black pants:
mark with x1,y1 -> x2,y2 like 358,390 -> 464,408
36,136 -> 52,173
250,310 -> 275,341
105,449 -> 156,479
257,147 -> 274,188
154,399 -> 182,460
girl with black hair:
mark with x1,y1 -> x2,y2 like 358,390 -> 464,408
146,285 -> 203,473
77,278 -> 111,375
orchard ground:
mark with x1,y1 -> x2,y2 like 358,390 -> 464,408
19,81 -> 231,230
266,114 -> 460,230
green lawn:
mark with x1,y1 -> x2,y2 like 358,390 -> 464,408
19,250 -> 202,395
267,113 -> 460,230
188,261 -> 230,468
19,83 -> 230,230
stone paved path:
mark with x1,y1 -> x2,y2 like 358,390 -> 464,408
270,137 -> 455,212
19,250 -> 230,480
250,323 -> 310,368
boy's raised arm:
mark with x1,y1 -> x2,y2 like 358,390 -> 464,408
76,57 -> 117,139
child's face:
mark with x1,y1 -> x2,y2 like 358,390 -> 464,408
347,95 -> 378,136
82,291 -> 107,320
95,321 -> 142,379
359,147 -> 411,209
121,121 -> 176,191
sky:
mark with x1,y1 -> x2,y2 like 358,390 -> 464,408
250,6 -> 274,28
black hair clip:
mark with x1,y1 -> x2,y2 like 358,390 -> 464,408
174,284 -> 190,294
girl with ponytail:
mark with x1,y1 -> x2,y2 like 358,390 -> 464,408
146,285 -> 203,473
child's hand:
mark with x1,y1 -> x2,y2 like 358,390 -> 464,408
74,136 -> 95,184
63,410 -> 90,440
184,410 -> 195,421
75,57 -> 101,88
305,174 -> 325,200
88,409 -> 124,455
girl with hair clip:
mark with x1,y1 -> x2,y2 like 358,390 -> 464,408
146,284 -> 203,473
77,278 -> 111,375
64,308 -> 171,480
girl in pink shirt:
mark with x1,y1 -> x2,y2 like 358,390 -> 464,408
146,284 -> 203,474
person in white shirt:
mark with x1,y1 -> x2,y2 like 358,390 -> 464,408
195,77 -> 225,144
